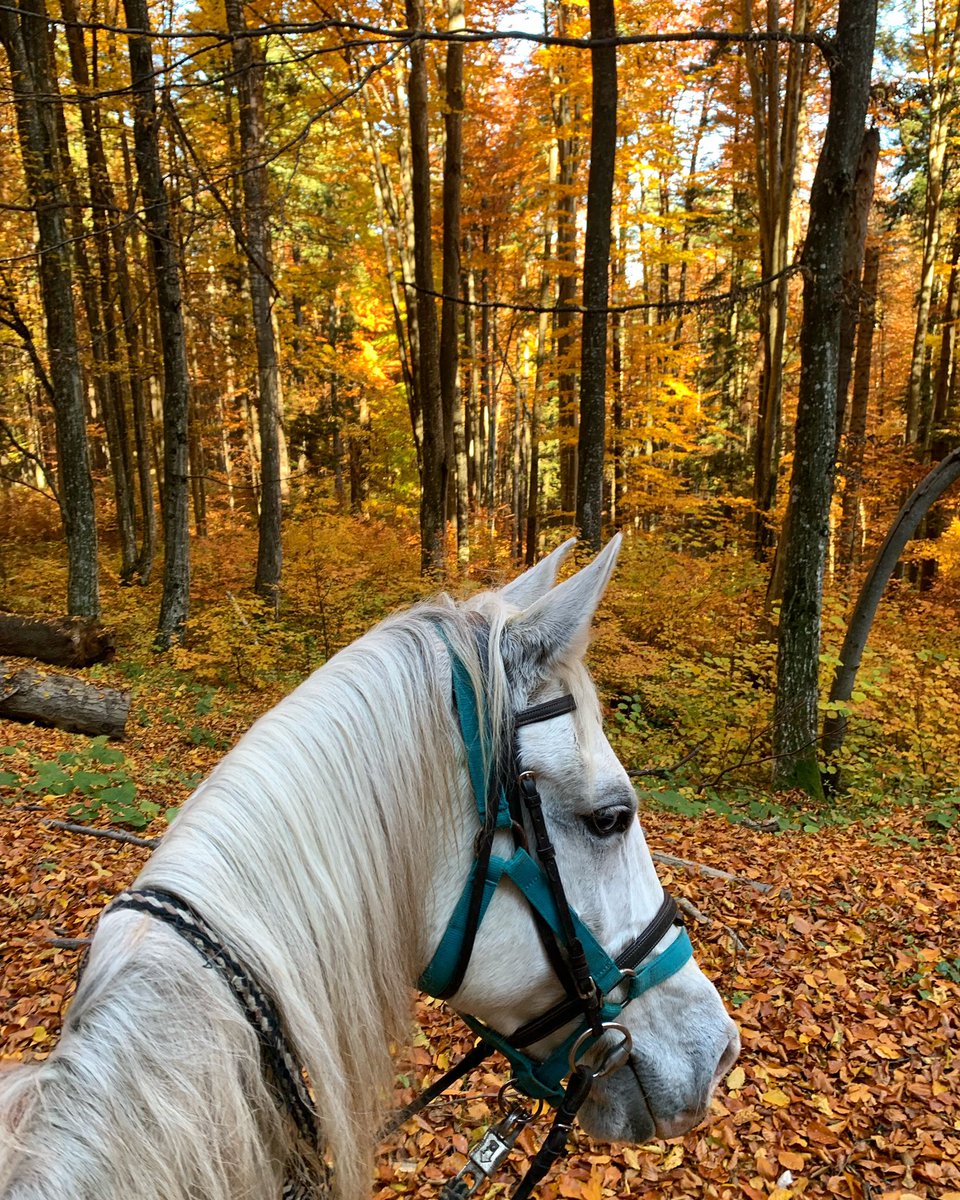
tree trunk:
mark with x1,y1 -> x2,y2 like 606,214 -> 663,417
904,6 -> 960,444
835,127 -> 880,446
837,241 -> 880,576
526,133 -> 560,565
224,0 -> 283,608
0,662 -> 129,739
113,118 -> 157,582
743,0 -> 811,556
611,215 -> 626,525
123,0 -> 192,646
553,3 -> 581,519
772,0 -> 878,797
576,0 -> 617,550
440,0 -> 467,561
0,0 -> 100,619
405,0 -> 446,574
60,0 -> 141,583
822,446 -> 960,759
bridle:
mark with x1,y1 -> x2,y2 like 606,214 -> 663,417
410,636 -> 693,1198
420,637 -> 692,1102
97,632 -> 694,1200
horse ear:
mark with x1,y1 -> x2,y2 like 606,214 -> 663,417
505,534 -> 622,674
501,538 -> 576,608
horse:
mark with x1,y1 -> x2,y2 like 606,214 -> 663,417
0,536 -> 739,1200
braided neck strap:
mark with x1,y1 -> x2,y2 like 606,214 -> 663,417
106,886 -> 323,1185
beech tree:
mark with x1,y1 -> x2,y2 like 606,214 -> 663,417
772,0 -> 879,797
0,0 -> 99,618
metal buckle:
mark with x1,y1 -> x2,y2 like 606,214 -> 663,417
442,1095 -> 536,1199
568,1022 -> 634,1079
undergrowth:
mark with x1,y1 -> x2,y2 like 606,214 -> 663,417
2,509 -> 958,829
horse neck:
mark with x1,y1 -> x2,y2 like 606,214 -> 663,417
0,919 -> 290,1200
131,621 -> 462,1200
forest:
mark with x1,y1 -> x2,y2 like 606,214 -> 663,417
1,0 -> 960,1196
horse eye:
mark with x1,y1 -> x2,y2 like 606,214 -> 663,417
585,807 -> 634,838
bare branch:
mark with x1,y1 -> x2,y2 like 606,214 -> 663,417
44,819 -> 160,849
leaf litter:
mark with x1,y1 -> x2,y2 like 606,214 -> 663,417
1,717 -> 957,1200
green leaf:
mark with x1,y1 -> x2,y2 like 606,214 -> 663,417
27,761 -> 75,795
86,744 -> 126,765
98,780 -> 137,807
71,770 -> 114,794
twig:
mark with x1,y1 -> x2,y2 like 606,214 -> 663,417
651,850 -> 771,893
675,895 -> 710,923
675,896 -> 747,953
45,935 -> 92,949
44,819 -> 160,849
629,738 -> 708,780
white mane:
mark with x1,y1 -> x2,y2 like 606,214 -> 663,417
0,590 -> 589,1200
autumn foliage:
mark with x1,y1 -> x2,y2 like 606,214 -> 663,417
2,0 -> 960,1194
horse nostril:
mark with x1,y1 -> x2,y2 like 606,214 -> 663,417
715,1029 -> 741,1083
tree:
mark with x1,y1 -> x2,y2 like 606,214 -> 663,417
576,0 -> 618,550
772,0 -> 879,797
903,0 -> 960,446
122,0 -> 191,646
440,0 -> 468,562
405,0 -> 447,574
0,0 -> 99,617
224,0 -> 284,609
741,0 -> 812,556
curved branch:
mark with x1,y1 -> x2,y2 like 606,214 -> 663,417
822,446 -> 960,757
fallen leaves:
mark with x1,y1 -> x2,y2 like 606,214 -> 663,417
2,711 -> 959,1200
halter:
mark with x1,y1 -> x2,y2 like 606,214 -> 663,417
419,639 -> 693,1105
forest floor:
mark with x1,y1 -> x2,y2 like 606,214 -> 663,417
1,700 -> 957,1200
1,521 -> 959,1199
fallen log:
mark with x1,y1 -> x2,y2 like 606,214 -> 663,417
0,662 -> 130,739
0,614 -> 115,667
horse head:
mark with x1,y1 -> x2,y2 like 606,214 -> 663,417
424,535 -> 739,1144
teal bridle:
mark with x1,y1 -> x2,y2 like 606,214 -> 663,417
419,644 -> 693,1106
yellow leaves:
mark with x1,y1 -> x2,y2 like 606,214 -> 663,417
579,1168 -> 603,1200
825,966 -> 847,989
660,1144 -> 684,1171
621,1147 -> 641,1170
760,1088 -> 792,1109
726,1065 -> 746,1090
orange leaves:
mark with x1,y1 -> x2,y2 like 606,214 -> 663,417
4,666 -> 960,1200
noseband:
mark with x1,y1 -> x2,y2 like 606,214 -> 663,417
419,638 -> 693,1105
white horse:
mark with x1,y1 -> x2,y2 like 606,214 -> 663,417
0,537 -> 738,1200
